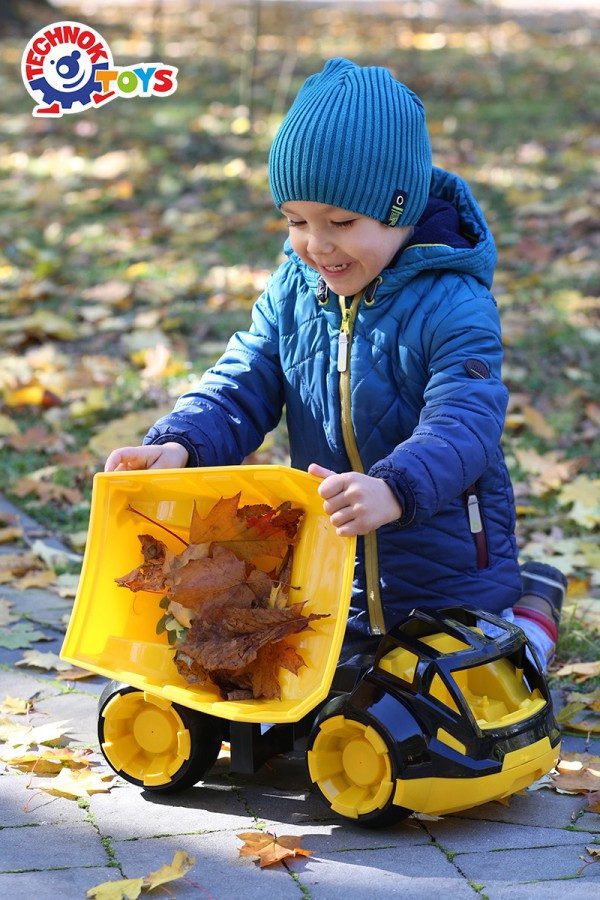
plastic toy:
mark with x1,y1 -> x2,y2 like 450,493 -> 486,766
61,466 -> 560,828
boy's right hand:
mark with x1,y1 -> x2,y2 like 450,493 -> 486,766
104,442 -> 189,472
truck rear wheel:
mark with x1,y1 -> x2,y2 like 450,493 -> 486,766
97,681 -> 222,793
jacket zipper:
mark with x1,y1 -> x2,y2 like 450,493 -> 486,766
465,483 -> 489,569
337,293 -> 386,635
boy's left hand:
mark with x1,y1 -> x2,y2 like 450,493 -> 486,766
308,463 -> 402,536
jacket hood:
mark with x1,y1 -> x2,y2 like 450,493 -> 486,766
284,166 -> 497,293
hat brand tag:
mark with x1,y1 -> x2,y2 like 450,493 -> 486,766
386,189 -> 408,226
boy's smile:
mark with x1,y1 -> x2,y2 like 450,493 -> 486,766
281,201 -> 413,296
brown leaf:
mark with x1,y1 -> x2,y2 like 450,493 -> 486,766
249,641 -> 306,699
552,753 -> 600,794
237,831 -> 312,867
167,544 -> 251,610
175,603 -> 326,691
115,535 -> 168,592
189,495 -> 303,564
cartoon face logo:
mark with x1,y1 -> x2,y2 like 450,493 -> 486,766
45,48 -> 94,92
22,21 -> 113,116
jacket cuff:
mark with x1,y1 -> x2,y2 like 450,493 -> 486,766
143,432 -> 201,468
367,464 -> 417,528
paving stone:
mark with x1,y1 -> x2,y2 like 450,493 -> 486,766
288,843 -> 475,899
484,878 -> 599,899
451,789 -> 585,829
114,832 -> 300,898
0,584 -> 73,630
0,866 -> 120,900
243,817 -> 431,853
0,773 -> 92,828
34,689 -> 101,745
88,780 -> 253,840
426,816 -> 593,852
456,844 -> 595,883
0,822 -> 107,871
0,667 -> 64,700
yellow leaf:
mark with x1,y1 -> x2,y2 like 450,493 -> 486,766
0,745 -> 93,774
0,526 -> 24,544
15,650 -> 73,672
86,877 -> 144,899
0,413 -> 19,436
33,767 -> 114,799
522,404 -> 556,440
86,852 -> 195,899
237,831 -> 312,867
0,695 -> 33,715
554,661 -> 600,682
0,718 -> 71,747
559,476 -> 600,529
142,851 -> 195,890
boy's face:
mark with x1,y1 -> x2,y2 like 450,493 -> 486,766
281,201 -> 413,296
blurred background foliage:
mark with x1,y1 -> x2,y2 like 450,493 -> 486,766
0,1 -> 598,662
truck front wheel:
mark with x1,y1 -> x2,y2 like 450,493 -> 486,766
306,711 -> 411,828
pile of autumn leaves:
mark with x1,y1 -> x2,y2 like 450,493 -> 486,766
116,494 -> 326,700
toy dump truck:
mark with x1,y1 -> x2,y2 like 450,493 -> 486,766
61,465 -> 560,828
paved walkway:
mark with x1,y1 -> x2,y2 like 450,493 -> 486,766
0,498 -> 598,898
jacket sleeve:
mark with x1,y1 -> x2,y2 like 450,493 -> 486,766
144,284 -> 284,466
368,279 -> 508,526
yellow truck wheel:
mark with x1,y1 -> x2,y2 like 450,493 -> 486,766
97,682 -> 222,793
307,712 -> 411,828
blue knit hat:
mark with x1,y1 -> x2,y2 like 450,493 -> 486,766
268,58 -> 432,226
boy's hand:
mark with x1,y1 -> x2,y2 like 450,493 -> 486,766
308,463 -> 402,536
104,442 -> 189,472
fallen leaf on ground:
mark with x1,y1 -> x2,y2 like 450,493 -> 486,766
552,753 -> 600,794
0,718 -> 71,748
558,476 -> 600,529
1,745 -> 93,774
0,526 -> 24,544
0,598 -> 18,626
0,695 -> 34,715
0,622 -> 50,649
554,661 -> 600,682
586,792 -> 600,813
32,766 -> 115,799
56,666 -> 97,681
86,851 -> 195,899
15,650 -> 73,672
237,831 -> 312,867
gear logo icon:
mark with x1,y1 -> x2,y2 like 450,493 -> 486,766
22,21 -> 177,117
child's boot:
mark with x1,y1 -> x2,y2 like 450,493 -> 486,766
513,561 -> 568,666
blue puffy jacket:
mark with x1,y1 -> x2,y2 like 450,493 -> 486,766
145,167 -> 521,644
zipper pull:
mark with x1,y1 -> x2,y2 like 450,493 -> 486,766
337,329 -> 348,372
467,493 -> 483,533
337,302 -> 351,372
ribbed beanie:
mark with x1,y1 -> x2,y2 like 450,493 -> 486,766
268,58 -> 432,226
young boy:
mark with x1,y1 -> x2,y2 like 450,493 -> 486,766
105,58 -> 566,669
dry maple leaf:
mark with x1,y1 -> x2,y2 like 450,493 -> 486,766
31,766 -> 115,799
86,851 -> 195,900
249,641 -> 306,700
177,604 -> 326,675
552,753 -> 600,794
237,831 -> 312,868
189,494 -> 304,564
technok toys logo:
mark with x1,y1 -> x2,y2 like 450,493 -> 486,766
22,21 -> 177,117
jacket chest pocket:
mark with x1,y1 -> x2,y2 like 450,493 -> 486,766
465,483 -> 489,569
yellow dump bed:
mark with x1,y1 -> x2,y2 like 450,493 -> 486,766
61,466 -> 356,724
